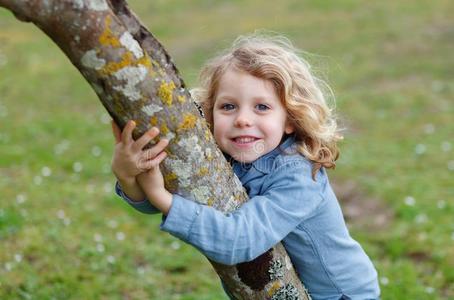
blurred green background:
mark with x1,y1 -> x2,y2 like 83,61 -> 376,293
0,0 -> 453,299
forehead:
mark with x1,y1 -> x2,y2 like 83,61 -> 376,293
216,68 -> 278,100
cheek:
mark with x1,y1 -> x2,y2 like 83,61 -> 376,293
212,113 -> 227,141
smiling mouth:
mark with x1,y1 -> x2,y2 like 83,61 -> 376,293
231,136 -> 260,144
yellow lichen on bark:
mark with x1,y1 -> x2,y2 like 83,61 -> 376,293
99,16 -> 121,48
204,129 -> 212,141
149,116 -> 158,126
198,167 -> 209,176
177,95 -> 186,103
160,123 -> 169,135
164,172 -> 178,182
178,113 -> 197,131
158,81 -> 176,107
99,52 -> 153,76
98,16 -> 153,77
267,281 -> 283,297
207,198 -> 215,206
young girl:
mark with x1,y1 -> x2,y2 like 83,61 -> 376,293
112,34 -> 380,300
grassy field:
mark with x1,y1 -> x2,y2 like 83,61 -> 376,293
0,0 -> 453,299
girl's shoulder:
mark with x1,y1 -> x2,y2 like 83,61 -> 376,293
273,147 -> 328,183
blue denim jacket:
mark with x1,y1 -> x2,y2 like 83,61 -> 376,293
116,136 -> 380,300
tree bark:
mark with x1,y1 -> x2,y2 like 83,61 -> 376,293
0,0 -> 310,299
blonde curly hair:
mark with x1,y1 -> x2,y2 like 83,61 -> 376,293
192,33 -> 343,176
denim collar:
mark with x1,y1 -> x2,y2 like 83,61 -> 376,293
228,135 -> 297,175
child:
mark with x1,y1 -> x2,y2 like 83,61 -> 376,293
112,34 -> 380,300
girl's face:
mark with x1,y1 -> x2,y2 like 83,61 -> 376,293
212,68 -> 294,163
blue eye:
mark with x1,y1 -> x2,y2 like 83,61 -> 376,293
221,103 -> 235,111
256,104 -> 270,111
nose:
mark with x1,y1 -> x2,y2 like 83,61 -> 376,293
234,109 -> 253,128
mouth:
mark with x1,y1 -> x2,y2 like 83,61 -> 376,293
231,136 -> 260,144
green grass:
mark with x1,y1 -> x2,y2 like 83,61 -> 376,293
1,0 -> 453,299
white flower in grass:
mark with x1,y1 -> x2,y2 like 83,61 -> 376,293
107,255 -> 116,264
171,241 -> 181,250
415,214 -> 428,224
414,144 -> 426,155
437,200 -> 446,209
14,254 -> 22,263
441,141 -> 451,152
57,210 -> 65,219
91,146 -> 102,157
423,123 -> 435,134
99,113 -> 110,124
431,81 -> 443,93
116,232 -> 125,241
63,218 -> 71,226
41,166 -> 52,177
20,209 -> 28,217
54,139 -> 70,155
73,162 -> 83,173
94,233 -> 103,242
448,161 -> 454,171
451,232 -> 454,241
137,266 -> 145,275
107,220 -> 118,229
425,287 -> 434,294
33,175 -> 43,185
16,194 -> 27,204
404,196 -> 415,206
103,182 -> 113,193
96,243 -> 105,253
380,276 -> 389,286
4,262 -> 12,271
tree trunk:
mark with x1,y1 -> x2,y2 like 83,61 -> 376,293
0,0 -> 310,298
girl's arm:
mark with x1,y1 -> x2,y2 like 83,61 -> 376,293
115,182 -> 160,214
159,162 -> 323,265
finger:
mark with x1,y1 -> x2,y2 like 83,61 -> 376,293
121,120 -> 135,145
141,139 -> 169,160
133,127 -> 160,151
140,151 -> 167,170
111,120 -> 122,144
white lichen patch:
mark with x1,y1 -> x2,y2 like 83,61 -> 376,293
72,0 -> 84,9
165,159 -> 192,187
285,255 -> 292,270
87,0 -> 109,11
192,186 -> 211,204
141,104 -> 162,116
205,148 -> 212,159
81,50 -> 106,70
113,65 -> 148,101
164,132 -> 175,141
223,195 -> 240,212
177,136 -> 203,163
120,32 -> 144,59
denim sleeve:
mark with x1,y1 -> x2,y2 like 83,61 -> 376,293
115,181 -> 160,214
160,162 -> 324,265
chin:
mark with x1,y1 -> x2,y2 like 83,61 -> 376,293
231,154 -> 258,164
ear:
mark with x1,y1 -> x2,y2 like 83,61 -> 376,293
284,120 -> 295,134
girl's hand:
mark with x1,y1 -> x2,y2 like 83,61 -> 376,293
111,120 -> 169,182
